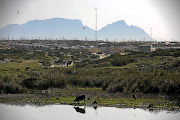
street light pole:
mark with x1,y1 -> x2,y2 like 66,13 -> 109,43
8,31 -> 9,40
95,8 -> 97,41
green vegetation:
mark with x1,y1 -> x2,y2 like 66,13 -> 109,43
0,48 -> 46,60
76,49 -> 180,69
0,48 -> 180,109
0,61 -> 43,76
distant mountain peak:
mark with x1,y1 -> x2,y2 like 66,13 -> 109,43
0,18 -> 151,41
113,20 -> 128,27
25,17 -> 82,24
98,19 -> 151,40
101,20 -> 128,30
115,19 -> 126,24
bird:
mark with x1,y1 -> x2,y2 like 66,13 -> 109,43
133,94 -> 137,101
148,104 -> 153,108
17,11 -> 19,14
83,26 -> 85,29
93,100 -> 97,104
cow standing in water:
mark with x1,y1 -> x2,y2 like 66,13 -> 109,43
74,95 -> 86,103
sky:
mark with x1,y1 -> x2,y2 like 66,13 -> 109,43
0,0 -> 179,40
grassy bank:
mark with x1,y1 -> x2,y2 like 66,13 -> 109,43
0,88 -> 179,109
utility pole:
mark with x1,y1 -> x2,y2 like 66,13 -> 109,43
95,8 -> 97,43
23,32 -> 25,40
8,31 -> 9,40
150,27 -> 152,41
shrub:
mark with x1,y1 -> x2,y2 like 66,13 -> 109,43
22,78 -> 38,89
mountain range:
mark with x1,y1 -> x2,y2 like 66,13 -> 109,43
0,17 -> 151,41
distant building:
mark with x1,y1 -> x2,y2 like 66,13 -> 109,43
111,48 -> 125,54
138,44 -> 155,52
88,48 -> 99,53
0,43 -> 11,49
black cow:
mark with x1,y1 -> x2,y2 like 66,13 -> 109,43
74,95 -> 86,102
26,67 -> 31,70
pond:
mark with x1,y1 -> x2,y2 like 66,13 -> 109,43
0,103 -> 179,120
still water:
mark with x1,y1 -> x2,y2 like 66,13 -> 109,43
0,103 -> 179,120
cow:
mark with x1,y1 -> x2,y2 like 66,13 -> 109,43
74,95 -> 86,103
25,67 -> 31,70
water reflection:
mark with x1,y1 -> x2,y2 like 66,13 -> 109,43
0,103 -> 179,120
93,105 -> 97,110
1,102 -> 50,108
73,105 -> 98,114
74,106 -> 86,114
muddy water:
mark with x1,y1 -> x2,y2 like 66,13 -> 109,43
0,103 -> 179,120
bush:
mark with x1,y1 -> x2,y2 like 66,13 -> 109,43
22,78 -> 38,89
0,76 -> 25,93
0,67 -> 180,96
108,83 -> 124,93
110,55 -> 135,66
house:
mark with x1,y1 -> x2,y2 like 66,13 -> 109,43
111,48 -> 125,54
88,48 -> 99,53
138,44 -> 155,52
0,43 -> 11,49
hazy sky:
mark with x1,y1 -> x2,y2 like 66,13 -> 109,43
0,0 -> 179,40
